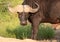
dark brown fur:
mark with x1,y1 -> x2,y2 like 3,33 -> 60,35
21,0 -> 60,39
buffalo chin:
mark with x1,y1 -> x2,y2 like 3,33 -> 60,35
20,22 -> 27,26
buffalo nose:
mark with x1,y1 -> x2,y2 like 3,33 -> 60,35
20,21 -> 27,25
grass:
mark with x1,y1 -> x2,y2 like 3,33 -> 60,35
4,23 -> 55,40
0,0 -> 23,38
37,25 -> 55,40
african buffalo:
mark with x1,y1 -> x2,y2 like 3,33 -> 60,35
8,0 -> 60,39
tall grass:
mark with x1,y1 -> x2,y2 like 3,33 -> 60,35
37,23 -> 55,40
0,0 -> 23,38
5,23 -> 55,40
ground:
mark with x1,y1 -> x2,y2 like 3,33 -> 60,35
0,37 -> 58,42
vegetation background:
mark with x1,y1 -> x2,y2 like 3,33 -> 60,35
0,0 -> 55,39
0,0 -> 23,38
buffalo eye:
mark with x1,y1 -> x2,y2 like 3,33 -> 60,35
17,12 -> 21,15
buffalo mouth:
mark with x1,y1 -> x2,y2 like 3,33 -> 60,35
20,21 -> 27,26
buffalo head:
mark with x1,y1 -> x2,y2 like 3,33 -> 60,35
8,2 -> 39,25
